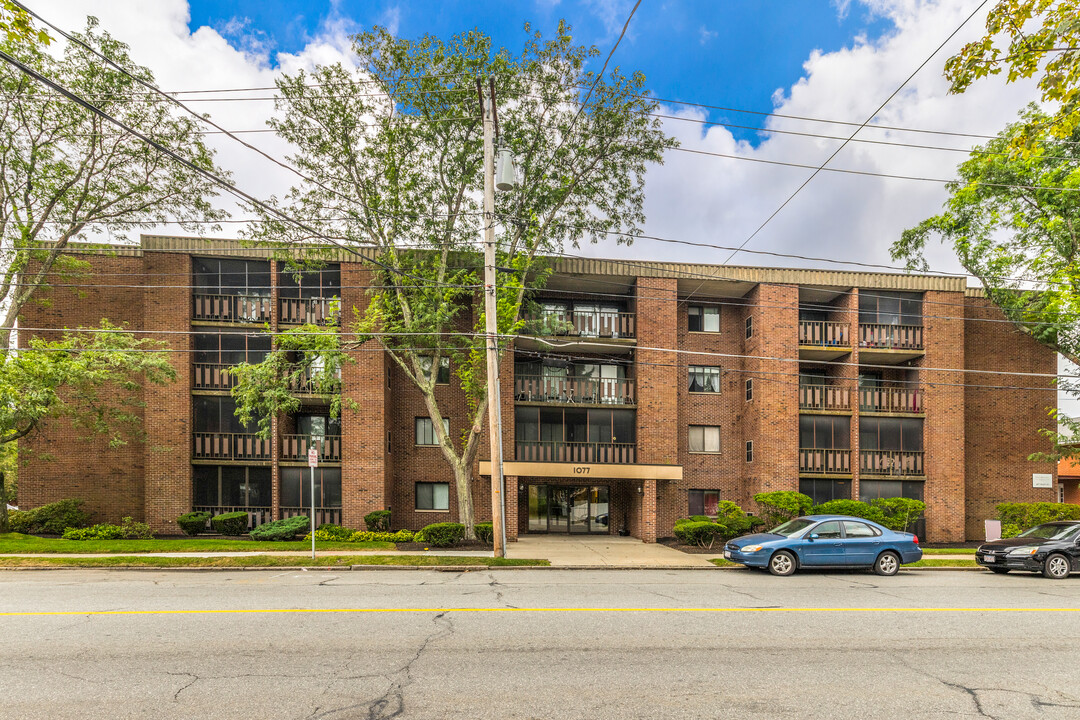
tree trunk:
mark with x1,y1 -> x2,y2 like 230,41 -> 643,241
0,472 -> 7,533
452,461 -> 476,540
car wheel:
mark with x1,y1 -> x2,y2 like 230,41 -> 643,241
873,551 -> 901,576
988,568 -> 1010,574
1042,553 -> 1071,580
768,550 -> 796,577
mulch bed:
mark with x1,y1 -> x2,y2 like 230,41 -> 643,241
657,537 -> 723,554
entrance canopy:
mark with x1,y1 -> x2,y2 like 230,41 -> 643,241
479,461 -> 681,481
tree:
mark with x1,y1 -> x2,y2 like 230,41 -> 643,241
892,106 -> 1079,459
235,23 -> 676,535
945,0 -> 1080,150
0,0 -> 50,49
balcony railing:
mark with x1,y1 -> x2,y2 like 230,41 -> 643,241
192,505 -> 272,530
192,432 -> 271,461
859,323 -> 923,350
280,506 -> 341,527
192,363 -> 238,390
192,293 -> 272,323
798,320 -> 850,347
279,296 -> 338,326
525,311 -> 635,339
514,375 -> 635,405
799,448 -> 852,474
860,384 -> 924,413
516,440 -> 636,464
281,434 -> 342,462
288,368 -> 342,395
799,383 -> 851,411
860,450 -> 924,477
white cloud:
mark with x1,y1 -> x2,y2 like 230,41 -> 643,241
698,26 -> 717,45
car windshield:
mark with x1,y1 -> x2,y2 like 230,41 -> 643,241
769,518 -> 816,538
1016,524 -> 1080,540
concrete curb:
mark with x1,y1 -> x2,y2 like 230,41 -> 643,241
0,563 -> 985,572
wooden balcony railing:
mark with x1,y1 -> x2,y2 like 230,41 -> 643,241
280,506 -> 341,527
515,441 -> 636,464
192,363 -> 238,390
860,450 -> 925,476
860,384 -> 924,413
192,432 -> 271,461
514,375 -> 635,405
288,368 -> 342,395
192,293 -> 272,323
799,383 -> 851,411
281,435 -> 342,462
192,505 -> 272,530
524,311 -> 635,339
798,320 -> 850,347
799,448 -> 852,474
859,323 -> 923,350
279,296 -> 338,326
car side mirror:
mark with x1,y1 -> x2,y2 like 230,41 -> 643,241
808,533 -> 819,540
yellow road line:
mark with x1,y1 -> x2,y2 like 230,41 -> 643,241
2,607 -> 1080,617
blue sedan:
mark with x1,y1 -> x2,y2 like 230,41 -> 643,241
723,515 -> 923,576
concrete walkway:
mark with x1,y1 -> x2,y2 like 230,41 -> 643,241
506,535 -> 716,567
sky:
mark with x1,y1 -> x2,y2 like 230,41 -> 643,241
26,0 -> 1078,414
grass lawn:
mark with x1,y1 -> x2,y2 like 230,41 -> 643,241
920,548 -> 977,555
710,557 -> 979,569
0,555 -> 548,568
0,533 -> 393,554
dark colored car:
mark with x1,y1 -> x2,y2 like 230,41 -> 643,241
976,522 -> 1080,579
723,515 -> 922,576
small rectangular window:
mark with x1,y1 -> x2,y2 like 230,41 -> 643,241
415,417 -> 450,446
416,482 -> 449,511
386,431 -> 392,454
688,425 -> 721,453
745,315 -> 753,339
688,306 -> 720,333
745,440 -> 754,463
745,379 -> 753,401
688,366 -> 722,393
688,489 -> 721,516
418,356 -> 451,384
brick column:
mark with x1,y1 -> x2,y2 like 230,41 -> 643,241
641,478 -> 657,543
504,476 -> 518,541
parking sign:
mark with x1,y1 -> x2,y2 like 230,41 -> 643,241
307,447 -> 319,468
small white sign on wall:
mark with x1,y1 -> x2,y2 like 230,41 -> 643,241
985,519 -> 1002,542
1032,473 -> 1053,489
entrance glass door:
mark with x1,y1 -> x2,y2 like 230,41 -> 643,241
527,485 -> 609,534
548,487 -> 570,533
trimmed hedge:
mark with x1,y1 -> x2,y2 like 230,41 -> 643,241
673,507 -> 762,547
61,517 -> 153,541
364,510 -> 391,532
997,502 -> 1080,537
177,511 -> 211,537
753,491 -> 813,528
419,522 -> 465,547
474,522 -> 494,544
811,500 -> 887,525
305,528 -> 415,543
250,515 -> 309,541
673,521 -> 725,548
808,498 -> 926,533
314,523 -> 353,541
9,499 -> 90,535
211,511 -> 249,536
7,510 -> 34,534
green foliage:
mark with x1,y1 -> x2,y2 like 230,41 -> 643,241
418,522 -> 466,547
673,502 -> 758,547
1001,523 -> 1023,539
7,509 -> 32,534
13,498 -> 90,535
211,512 -> 249,537
176,511 -> 211,537
753,492 -> 814,528
673,521 -> 724,548
473,522 -> 494,544
314,523 -> 354,541
996,502 -> 1080,531
0,0 -> 51,48
60,517 -> 152,540
811,500 -> 888,525
305,528 -> 415,543
871,497 -> 927,533
364,510 -> 391,532
249,515 -> 309,541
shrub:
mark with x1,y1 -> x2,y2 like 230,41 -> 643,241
7,510 -> 34,534
673,521 -> 725,548
314,523 -> 353,541
305,528 -> 415,543
364,510 -> 391,532
753,491 -> 813,528
996,502 -> 1080,531
211,511 -> 249,536
119,516 -> 153,539
176,511 -> 211,537
22,499 -> 91,535
419,522 -> 465,547
250,515 -> 309,541
811,500 -> 887,526
871,497 -> 926,532
60,517 -> 153,541
474,522 -> 494,544
1001,523 -> 1022,539
413,527 -> 427,543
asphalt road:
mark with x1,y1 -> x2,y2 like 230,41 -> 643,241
2,568 -> 1080,720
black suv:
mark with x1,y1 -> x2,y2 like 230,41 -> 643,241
976,522 -> 1080,579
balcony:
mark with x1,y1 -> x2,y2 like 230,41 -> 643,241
193,432 -> 271,461
858,324 -> 924,364
516,441 -> 636,464
799,448 -> 852,475
860,384 -> 924,414
192,505 -> 271,530
524,310 -> 636,340
279,296 -> 338,326
280,506 -> 341,527
515,375 -> 635,405
799,383 -> 851,412
192,293 -> 272,323
860,450 -> 924,477
193,363 -> 238,391
281,434 -> 342,463
798,320 -> 851,361
288,368 -> 341,395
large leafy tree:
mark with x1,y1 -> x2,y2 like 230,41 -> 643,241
235,23 -> 676,534
0,0 -> 50,49
892,106 -> 1080,458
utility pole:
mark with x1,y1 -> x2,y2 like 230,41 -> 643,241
479,77 -> 507,558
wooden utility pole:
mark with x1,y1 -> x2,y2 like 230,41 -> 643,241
480,77 -> 507,558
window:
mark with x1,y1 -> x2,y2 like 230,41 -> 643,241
860,418 -> 922,451
745,315 -> 753,339
799,415 -> 851,449
745,441 -> 753,463
688,306 -> 720,333
415,417 -> 450,446
280,467 -> 341,508
194,332 -> 270,366
193,396 -> 253,433
859,479 -> 924,502
799,478 -> 851,505
688,425 -> 721,453
193,466 -> 271,508
812,520 -> 843,539
842,520 -> 881,538
688,366 -> 721,393
745,379 -> 753,401
277,263 -> 341,299
418,356 -> 451,384
416,482 -> 449,511
193,257 -> 271,296
688,489 -> 720,516
386,431 -> 392,454
858,291 -> 922,326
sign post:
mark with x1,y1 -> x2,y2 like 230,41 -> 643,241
308,446 -> 319,560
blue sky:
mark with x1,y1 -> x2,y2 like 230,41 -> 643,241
187,0 -> 895,145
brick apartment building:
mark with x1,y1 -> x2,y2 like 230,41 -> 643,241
19,235 -> 1061,542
